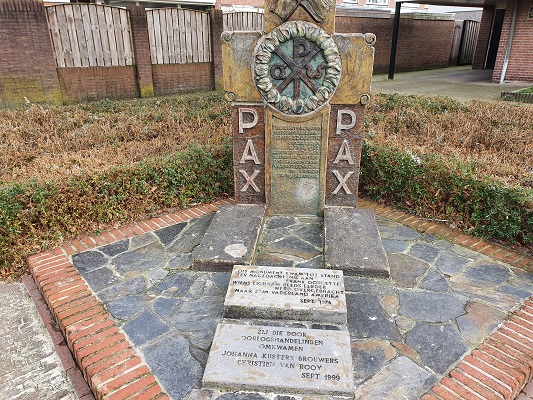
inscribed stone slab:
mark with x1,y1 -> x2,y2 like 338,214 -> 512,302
266,109 -> 329,215
324,207 -> 390,277
203,323 -> 354,397
192,204 -> 265,271
224,265 -> 347,324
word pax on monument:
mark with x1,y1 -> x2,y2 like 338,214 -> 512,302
222,0 -> 375,216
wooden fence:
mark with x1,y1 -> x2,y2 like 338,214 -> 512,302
146,9 -> 211,65
46,4 -> 134,68
223,11 -> 264,32
458,20 -> 479,65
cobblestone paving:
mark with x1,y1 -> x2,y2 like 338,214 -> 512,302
0,282 -> 75,400
70,213 -> 533,400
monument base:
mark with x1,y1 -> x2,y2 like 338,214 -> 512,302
191,204 -> 265,271
324,207 -> 390,277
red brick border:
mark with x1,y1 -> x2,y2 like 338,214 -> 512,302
27,196 -> 533,399
26,199 -> 234,400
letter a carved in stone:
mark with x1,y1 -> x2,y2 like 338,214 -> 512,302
240,139 -> 261,165
333,139 -> 354,165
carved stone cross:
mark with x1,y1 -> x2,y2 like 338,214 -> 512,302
222,0 -> 375,216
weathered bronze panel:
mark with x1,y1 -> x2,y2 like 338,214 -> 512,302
326,105 -> 364,207
232,104 -> 266,204
330,34 -> 375,105
266,107 -> 329,215
222,32 -> 263,103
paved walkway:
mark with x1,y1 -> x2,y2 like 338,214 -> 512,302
0,280 -> 76,400
372,66 -> 530,101
23,198 -> 533,400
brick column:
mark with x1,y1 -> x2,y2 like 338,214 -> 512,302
472,5 -> 495,70
209,9 -> 224,89
0,0 -> 62,105
127,5 -> 154,98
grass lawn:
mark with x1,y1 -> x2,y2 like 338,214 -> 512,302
1,91 -> 532,280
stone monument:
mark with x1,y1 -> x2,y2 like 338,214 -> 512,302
198,0 -> 386,398
193,0 -> 389,278
224,2 -> 375,215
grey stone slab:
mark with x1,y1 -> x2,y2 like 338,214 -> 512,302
324,207 -> 389,278
389,253 -> 429,288
456,300 -> 507,346
255,253 -> 295,268
435,251 -> 471,276
265,216 -> 297,230
263,235 -> 321,259
0,282 -> 75,400
449,281 -> 524,311
346,293 -> 402,341
82,267 -> 119,292
398,291 -> 465,323
166,213 -> 214,254
192,204 -> 266,271
408,243 -> 440,263
418,267 -> 450,293
97,276 -> 148,302
377,224 -> 422,241
406,322 -> 469,375
107,295 -> 149,320
461,263 -> 512,286
216,394 -> 268,400
99,239 -> 129,257
381,240 -> 409,253
293,223 -> 324,249
351,340 -> 397,384
168,253 -> 192,269
203,323 -> 354,397
297,255 -> 323,269
153,296 -> 181,318
122,309 -> 170,346
72,250 -> 108,274
155,222 -> 187,246
224,265 -> 347,324
144,334 -> 203,400
343,276 -> 396,295
147,272 -> 196,297
353,356 -> 437,400
112,240 -> 167,274
498,284 -> 532,299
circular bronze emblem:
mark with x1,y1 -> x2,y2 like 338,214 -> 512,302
253,21 -> 341,115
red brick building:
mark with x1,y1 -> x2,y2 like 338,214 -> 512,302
401,0 -> 532,83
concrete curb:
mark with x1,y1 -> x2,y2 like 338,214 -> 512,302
27,196 -> 533,399
26,198 -> 234,400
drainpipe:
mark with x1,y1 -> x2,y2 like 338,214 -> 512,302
389,1 -> 402,79
499,0 -> 518,84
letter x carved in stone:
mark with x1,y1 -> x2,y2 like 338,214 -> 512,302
332,170 -> 353,195
239,170 -> 261,192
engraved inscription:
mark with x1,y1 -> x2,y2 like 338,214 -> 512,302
240,139 -> 261,165
203,323 -> 354,396
332,170 -> 353,195
335,109 -> 356,135
272,125 -> 321,179
239,108 -> 259,133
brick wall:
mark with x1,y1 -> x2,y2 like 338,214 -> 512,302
152,63 -> 213,96
127,5 -> 155,97
336,13 -> 454,73
57,66 -> 139,103
0,0 -> 61,105
472,5 -> 495,69
493,0 -> 533,83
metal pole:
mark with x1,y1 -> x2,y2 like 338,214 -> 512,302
389,1 -> 402,80
499,0 -> 518,84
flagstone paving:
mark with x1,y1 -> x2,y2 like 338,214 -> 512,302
67,212 -> 533,399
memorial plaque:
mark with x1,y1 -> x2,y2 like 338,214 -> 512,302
203,323 -> 354,397
267,110 -> 328,215
225,265 -> 346,324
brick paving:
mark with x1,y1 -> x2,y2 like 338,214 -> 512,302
19,197 -> 533,399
